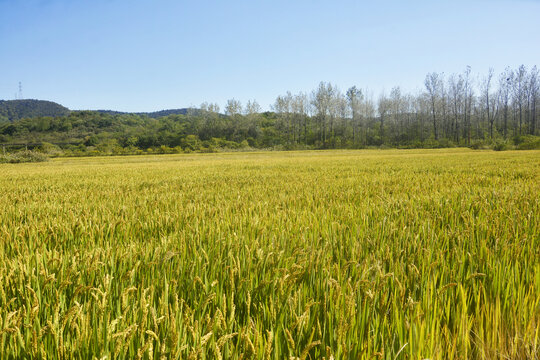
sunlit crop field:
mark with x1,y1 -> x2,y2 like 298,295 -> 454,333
1,149 -> 539,359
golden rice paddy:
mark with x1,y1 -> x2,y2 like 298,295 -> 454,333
0,149 -> 539,359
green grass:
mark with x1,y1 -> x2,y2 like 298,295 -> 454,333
0,149 -> 539,359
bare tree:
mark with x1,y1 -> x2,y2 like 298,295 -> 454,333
512,65 -> 527,135
328,87 -> 345,147
199,102 -> 221,139
311,82 -> 334,146
225,99 -> 242,117
377,92 -> 391,141
273,93 -> 292,143
448,74 -> 464,142
244,99 -> 261,116
362,90 -> 375,146
482,68 -> 496,138
390,86 -> 403,142
528,66 -> 539,135
225,99 -> 243,141
463,66 -> 473,144
439,78 -> 449,139
425,73 -> 441,140
291,92 -> 309,144
498,68 -> 512,138
346,86 -> 362,145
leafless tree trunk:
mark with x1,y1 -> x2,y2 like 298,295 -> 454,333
425,73 -> 441,140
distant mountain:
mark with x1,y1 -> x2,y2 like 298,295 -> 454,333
0,99 -> 71,122
96,108 -> 202,118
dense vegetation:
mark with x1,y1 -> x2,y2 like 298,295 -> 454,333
0,99 -> 70,122
1,66 -> 539,155
0,150 -> 538,359
0,150 -> 48,163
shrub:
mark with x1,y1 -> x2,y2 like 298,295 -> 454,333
515,136 -> 540,150
158,145 -> 173,154
492,142 -> 509,151
200,145 -> 217,153
512,135 -> 525,145
0,150 -> 49,163
39,142 -> 63,156
437,138 -> 456,148
470,140 -> 489,150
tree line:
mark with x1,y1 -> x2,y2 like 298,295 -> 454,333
1,65 -> 539,155
271,65 -> 538,148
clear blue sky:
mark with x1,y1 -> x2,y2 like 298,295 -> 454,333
1,0 -> 539,112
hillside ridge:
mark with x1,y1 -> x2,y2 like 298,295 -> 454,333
0,99 -> 199,121
0,99 -> 70,121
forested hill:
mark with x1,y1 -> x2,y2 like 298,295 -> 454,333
0,99 -> 204,122
0,99 -> 70,121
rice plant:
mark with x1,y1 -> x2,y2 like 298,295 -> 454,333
0,149 -> 538,359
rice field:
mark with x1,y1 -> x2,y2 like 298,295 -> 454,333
0,149 -> 539,359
